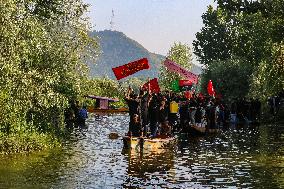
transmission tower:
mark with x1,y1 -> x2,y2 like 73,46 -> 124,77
110,9 -> 115,30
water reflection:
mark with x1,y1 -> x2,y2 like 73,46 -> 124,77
0,114 -> 283,189
122,147 -> 175,177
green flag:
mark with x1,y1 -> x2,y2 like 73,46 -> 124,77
171,80 -> 180,92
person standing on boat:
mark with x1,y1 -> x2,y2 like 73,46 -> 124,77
179,96 -> 190,131
209,101 -> 218,129
168,93 -> 179,132
189,94 -> 198,126
124,87 -> 140,124
195,103 -> 203,127
158,98 -> 171,136
148,93 -> 159,137
139,88 -> 150,136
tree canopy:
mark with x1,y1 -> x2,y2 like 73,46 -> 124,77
159,42 -> 193,91
0,0 -> 98,136
194,0 -> 284,100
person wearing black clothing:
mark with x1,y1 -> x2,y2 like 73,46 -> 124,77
159,100 -> 168,123
195,104 -> 202,127
209,102 -> 217,129
124,87 -> 140,120
189,97 -> 198,125
148,93 -> 159,137
179,98 -> 189,131
139,89 -> 150,135
159,99 -> 171,136
128,114 -> 143,137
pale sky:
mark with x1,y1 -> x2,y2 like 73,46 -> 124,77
84,0 -> 215,58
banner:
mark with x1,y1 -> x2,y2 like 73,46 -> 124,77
112,58 -> 149,80
142,78 -> 160,93
171,80 -> 180,92
207,80 -> 215,97
163,59 -> 199,84
179,80 -> 193,87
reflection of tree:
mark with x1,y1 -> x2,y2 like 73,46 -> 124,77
0,148 -> 69,188
122,147 -> 175,178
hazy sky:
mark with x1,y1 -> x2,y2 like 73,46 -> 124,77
84,0 -> 215,56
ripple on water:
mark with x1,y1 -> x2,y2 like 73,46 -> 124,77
0,114 -> 283,188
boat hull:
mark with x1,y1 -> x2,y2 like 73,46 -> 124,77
182,125 -> 220,136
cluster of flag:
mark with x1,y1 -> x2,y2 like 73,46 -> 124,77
112,57 -> 215,95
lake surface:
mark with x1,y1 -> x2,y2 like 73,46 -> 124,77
0,114 -> 283,189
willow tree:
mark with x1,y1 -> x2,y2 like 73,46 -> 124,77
0,0 -> 98,135
159,42 -> 193,91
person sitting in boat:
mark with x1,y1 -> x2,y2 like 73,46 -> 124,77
78,105 -> 88,127
128,114 -> 143,137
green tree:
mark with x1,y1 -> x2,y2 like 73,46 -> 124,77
194,0 -> 284,101
159,42 -> 193,90
193,5 -> 233,66
200,57 -> 252,101
0,0 -> 98,151
250,43 -> 284,100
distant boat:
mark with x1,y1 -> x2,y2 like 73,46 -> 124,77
85,95 -> 128,113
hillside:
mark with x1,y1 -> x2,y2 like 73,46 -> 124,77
87,30 -> 202,79
87,30 -> 164,79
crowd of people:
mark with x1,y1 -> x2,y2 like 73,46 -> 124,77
124,87 -> 262,138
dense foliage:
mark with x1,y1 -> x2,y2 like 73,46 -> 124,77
194,0 -> 284,100
0,0 -> 98,153
159,42 -> 193,90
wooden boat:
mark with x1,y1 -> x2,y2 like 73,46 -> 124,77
85,95 -> 129,113
87,107 -> 128,114
122,136 -> 177,151
182,125 -> 220,136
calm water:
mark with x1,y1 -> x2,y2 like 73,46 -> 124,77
0,114 -> 283,189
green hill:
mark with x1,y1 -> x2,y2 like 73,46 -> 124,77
88,30 -> 164,79
87,30 -> 202,79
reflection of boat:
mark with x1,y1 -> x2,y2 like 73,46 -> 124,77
122,136 -> 177,151
122,142 -> 175,178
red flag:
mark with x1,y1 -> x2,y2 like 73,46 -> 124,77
198,92 -> 204,99
112,58 -> 150,80
179,80 -> 193,87
163,59 -> 199,84
142,78 -> 160,93
207,80 -> 215,97
184,91 -> 191,99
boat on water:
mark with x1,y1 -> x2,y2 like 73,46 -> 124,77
88,107 -> 128,114
122,136 -> 177,151
85,95 -> 129,113
181,125 -> 220,136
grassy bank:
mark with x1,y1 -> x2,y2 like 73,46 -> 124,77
0,131 -> 61,155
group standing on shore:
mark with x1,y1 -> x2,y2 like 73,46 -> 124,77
124,87 -> 262,138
